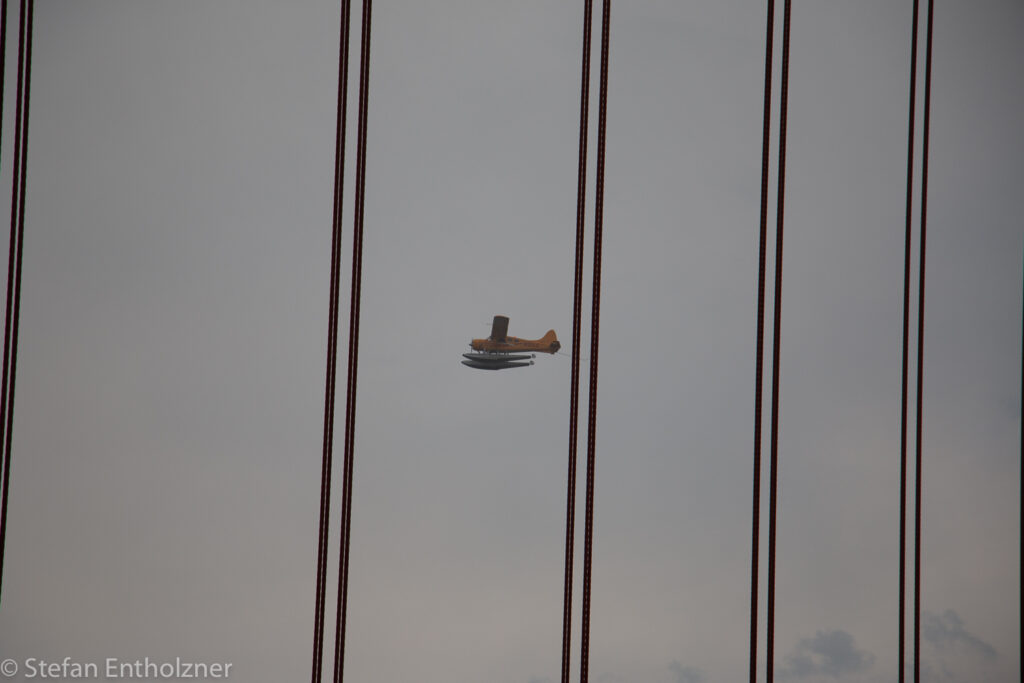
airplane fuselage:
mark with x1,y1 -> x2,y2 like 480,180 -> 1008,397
470,330 -> 560,354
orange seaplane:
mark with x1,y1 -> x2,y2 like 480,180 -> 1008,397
462,315 -> 560,370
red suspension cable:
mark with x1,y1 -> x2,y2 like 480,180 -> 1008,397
748,1 -> 775,680
579,1 -> 610,682
913,3 -> 934,681
561,1 -> 594,682
333,1 -> 372,681
765,1 -> 791,681
0,0 -> 7,169
0,0 -> 33,606
311,1 -> 353,681
898,1 -> 920,681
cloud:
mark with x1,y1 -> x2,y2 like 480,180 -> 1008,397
668,661 -> 705,683
777,630 -> 875,680
922,609 -> 996,659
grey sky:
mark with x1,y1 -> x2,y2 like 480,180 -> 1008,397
0,2 -> 1020,682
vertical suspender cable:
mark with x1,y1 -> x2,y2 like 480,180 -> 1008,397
0,0 -> 32,605
333,1 -> 372,680
0,0 -> 7,166
579,2 -> 609,682
748,1 -> 775,680
0,0 -> 14,521
561,1 -> 594,682
913,3 -> 933,681
311,1 -> 353,681
898,2 -> 920,681
765,1 -> 791,681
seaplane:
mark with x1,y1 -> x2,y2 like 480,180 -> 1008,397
462,315 -> 560,370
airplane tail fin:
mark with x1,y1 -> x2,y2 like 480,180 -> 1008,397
540,329 -> 560,353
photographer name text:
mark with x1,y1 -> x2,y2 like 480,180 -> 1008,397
1,657 -> 232,680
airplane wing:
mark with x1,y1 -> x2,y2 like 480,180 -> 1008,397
489,315 -> 509,342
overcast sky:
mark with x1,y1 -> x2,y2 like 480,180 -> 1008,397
0,2 -> 1020,683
